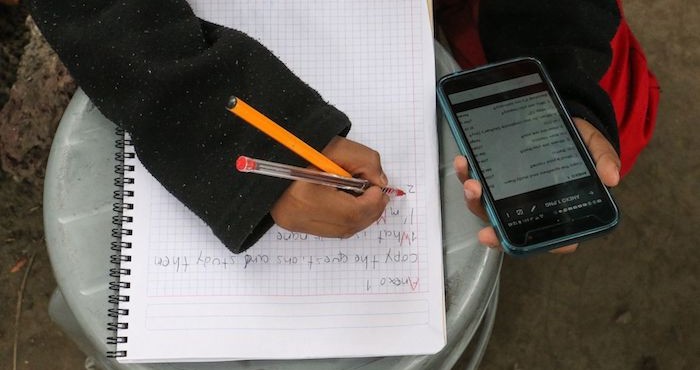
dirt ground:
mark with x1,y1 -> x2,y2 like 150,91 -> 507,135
1,0 -> 699,369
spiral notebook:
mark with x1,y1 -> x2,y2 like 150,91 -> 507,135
108,0 -> 444,363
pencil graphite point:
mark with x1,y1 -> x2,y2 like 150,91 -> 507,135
226,96 -> 238,110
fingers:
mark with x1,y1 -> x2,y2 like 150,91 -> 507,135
573,118 -> 621,187
477,227 -> 500,248
453,155 -> 489,221
322,136 -> 388,187
549,244 -> 578,254
453,155 -> 469,184
456,121 -> 612,256
271,136 -> 391,239
453,157 -> 498,248
478,226 -> 578,254
463,179 -> 487,220
306,187 -> 389,238
350,186 -> 391,229
271,181 -> 389,238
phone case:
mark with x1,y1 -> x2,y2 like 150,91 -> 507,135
437,57 -> 619,256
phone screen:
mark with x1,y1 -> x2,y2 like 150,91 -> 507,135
440,59 -> 618,249
449,72 -> 592,199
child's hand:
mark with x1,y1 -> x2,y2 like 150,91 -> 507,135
453,118 -> 621,254
270,136 -> 390,238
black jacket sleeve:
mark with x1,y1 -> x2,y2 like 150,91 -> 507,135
479,0 -> 621,152
27,1 -> 351,253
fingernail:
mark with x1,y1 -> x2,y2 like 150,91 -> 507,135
464,188 -> 475,200
612,170 -> 620,185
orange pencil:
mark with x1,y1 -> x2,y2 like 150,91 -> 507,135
226,96 -> 352,177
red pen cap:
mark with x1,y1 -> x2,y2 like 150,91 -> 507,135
236,156 -> 258,172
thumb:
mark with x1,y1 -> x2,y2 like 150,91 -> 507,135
573,118 -> 621,187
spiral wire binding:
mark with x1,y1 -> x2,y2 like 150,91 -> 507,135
106,127 -> 134,359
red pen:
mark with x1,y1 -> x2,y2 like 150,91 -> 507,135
236,156 -> 405,197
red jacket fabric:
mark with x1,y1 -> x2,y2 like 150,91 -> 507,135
435,0 -> 659,177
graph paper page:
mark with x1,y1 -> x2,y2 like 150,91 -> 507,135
117,0 -> 443,362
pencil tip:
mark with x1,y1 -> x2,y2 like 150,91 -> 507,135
226,96 -> 238,110
396,189 -> 406,197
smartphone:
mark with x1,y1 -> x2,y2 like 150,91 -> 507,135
437,57 -> 619,256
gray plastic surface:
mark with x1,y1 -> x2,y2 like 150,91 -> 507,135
44,41 -> 502,370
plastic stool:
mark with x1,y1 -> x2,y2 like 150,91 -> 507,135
44,41 -> 502,370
